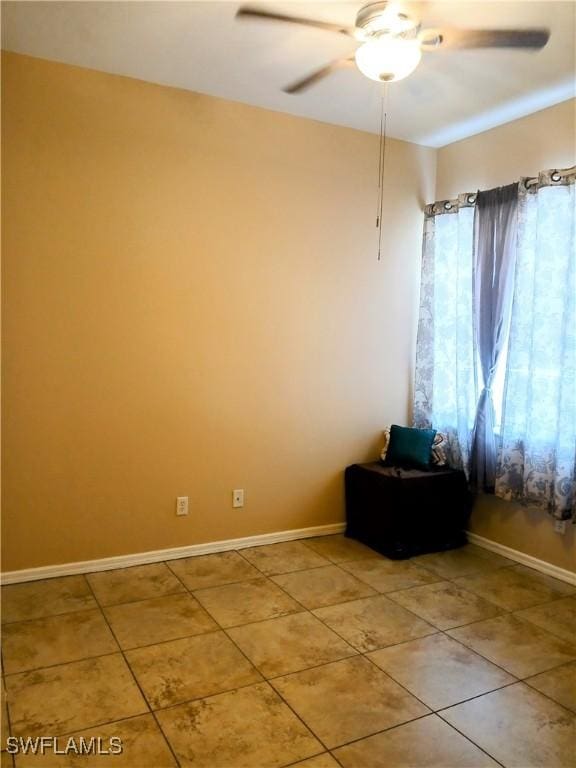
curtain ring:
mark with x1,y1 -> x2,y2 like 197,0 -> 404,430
551,171 -> 561,182
444,201 -> 453,211
467,194 -> 476,204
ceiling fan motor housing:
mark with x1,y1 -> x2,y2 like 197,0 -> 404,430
355,1 -> 419,39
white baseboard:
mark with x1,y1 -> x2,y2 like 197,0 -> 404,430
4,523 -> 572,588
467,531 -> 576,586
0,523 -> 347,585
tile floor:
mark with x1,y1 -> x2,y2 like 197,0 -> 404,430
1,536 -> 575,767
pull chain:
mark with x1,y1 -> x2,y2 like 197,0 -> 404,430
376,84 -> 389,261
376,97 -> 384,229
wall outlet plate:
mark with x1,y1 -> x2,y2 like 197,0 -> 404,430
176,496 -> 189,516
232,489 -> 244,508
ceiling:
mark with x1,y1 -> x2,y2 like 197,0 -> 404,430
2,0 -> 575,147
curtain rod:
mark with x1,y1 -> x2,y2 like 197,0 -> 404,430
425,165 -> 576,217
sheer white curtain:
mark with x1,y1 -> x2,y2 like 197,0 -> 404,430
414,170 -> 576,521
495,179 -> 576,519
413,200 -> 477,471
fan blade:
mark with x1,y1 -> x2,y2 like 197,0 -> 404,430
420,27 -> 550,50
236,7 -> 355,37
283,58 -> 356,94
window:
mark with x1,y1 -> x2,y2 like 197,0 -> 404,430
414,172 -> 575,518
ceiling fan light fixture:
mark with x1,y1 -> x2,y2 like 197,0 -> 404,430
355,37 -> 422,82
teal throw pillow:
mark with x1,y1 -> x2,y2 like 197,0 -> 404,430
385,425 -> 437,470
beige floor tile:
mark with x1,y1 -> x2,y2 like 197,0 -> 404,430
240,542 -> 329,576
413,546 -> 514,579
369,633 -> 515,709
525,662 -> 576,713
302,535 -> 379,563
441,682 -> 575,768
104,592 -> 217,649
156,682 -> 321,768
167,551 -> 260,590
448,614 -> 576,678
271,656 -> 429,749
272,566 -> 376,610
227,612 -> 356,678
193,578 -> 301,628
340,558 -> 440,593
516,597 -> 576,643
2,609 -> 118,674
1,577 -> 96,624
86,564 -> 185,607
334,714 -> 499,767
510,566 -> 576,596
388,581 -> 501,630
126,630 -> 261,709
11,714 -> 176,767
455,568 -> 569,611
313,595 -> 436,653
293,755 -> 340,768
5,654 -> 147,737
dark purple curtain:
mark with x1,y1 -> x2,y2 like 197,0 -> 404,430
469,183 -> 519,491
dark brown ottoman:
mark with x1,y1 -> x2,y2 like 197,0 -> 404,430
345,462 -> 472,559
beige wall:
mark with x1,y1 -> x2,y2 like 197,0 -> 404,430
1,53 -> 435,571
473,494 -> 574,573
437,100 -> 576,573
4,53 -> 573,574
436,99 -> 576,200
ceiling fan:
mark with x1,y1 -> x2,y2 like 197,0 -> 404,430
236,1 -> 550,93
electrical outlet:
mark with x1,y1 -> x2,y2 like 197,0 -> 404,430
554,519 -> 566,534
176,496 -> 189,516
232,489 -> 244,508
